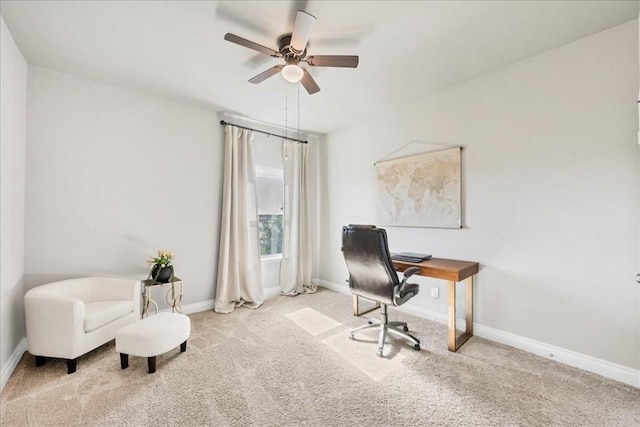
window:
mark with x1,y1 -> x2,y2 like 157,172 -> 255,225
258,213 -> 283,256
254,137 -> 284,258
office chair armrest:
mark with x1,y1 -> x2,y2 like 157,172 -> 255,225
398,266 -> 420,294
402,266 -> 420,279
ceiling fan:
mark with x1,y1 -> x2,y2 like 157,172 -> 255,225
224,10 -> 359,95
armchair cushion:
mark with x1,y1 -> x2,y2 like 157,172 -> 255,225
84,300 -> 135,333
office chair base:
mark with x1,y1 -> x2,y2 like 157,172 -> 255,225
362,318 -> 408,329
350,312 -> 421,356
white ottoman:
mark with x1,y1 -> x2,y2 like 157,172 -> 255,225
116,312 -> 190,374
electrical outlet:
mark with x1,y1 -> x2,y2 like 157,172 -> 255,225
430,287 -> 439,298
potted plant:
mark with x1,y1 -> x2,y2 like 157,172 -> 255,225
147,249 -> 175,283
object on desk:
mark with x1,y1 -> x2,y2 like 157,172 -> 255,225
399,252 -> 432,260
392,252 -> 432,263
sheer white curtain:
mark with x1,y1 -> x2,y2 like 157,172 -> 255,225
280,140 -> 316,295
214,125 -> 264,313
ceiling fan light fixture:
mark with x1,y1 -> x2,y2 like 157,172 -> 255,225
282,63 -> 304,83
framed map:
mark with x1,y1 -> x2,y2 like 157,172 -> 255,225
375,147 -> 461,228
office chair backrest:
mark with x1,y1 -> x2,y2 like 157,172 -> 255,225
341,224 -> 399,305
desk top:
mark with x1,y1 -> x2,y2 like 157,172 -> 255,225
392,258 -> 479,282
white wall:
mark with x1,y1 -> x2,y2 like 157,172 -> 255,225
319,21 -> 639,372
25,67 -> 223,308
0,16 -> 27,389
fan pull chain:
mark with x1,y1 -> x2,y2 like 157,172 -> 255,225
284,82 -> 288,159
297,81 -> 300,141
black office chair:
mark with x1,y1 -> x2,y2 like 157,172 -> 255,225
342,224 -> 421,357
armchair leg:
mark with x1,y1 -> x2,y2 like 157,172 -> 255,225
148,356 -> 156,374
66,358 -> 77,374
180,341 -> 187,352
35,356 -> 46,367
120,353 -> 129,369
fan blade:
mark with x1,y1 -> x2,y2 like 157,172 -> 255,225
306,55 -> 359,68
300,69 -> 320,94
248,65 -> 284,84
290,11 -> 316,54
244,53 -> 274,68
224,33 -> 280,57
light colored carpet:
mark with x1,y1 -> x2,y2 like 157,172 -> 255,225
1,288 -> 639,426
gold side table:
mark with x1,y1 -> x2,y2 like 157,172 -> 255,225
141,276 -> 183,317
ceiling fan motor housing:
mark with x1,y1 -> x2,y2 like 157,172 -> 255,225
278,34 -> 306,59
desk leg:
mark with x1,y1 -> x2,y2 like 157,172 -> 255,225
447,277 -> 474,352
465,276 -> 474,337
352,295 -> 380,317
447,281 -> 456,351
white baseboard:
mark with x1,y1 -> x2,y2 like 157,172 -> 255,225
316,279 -> 350,295
264,286 -> 281,299
1,337 -> 28,392
317,279 -> 467,329
179,299 -> 214,314
316,279 -> 639,388
474,324 -> 639,388
166,289 -> 280,316
170,289 -> 281,316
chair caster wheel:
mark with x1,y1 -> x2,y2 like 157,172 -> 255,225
403,326 -> 409,332
413,344 -> 420,351
349,334 -> 355,340
376,351 -> 383,357
367,319 -> 374,325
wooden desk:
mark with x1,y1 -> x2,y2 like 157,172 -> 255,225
352,258 -> 479,352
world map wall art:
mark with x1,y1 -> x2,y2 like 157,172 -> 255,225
375,147 -> 461,228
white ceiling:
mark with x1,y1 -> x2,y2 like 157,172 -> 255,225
1,1 -> 638,134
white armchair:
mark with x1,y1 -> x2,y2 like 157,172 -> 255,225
25,277 -> 141,373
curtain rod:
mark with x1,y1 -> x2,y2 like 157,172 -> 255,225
219,120 -> 307,144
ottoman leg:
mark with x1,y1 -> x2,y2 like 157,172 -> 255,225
148,356 -> 156,374
120,353 -> 129,369
35,356 -> 46,367
180,341 -> 187,352
66,358 -> 77,374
